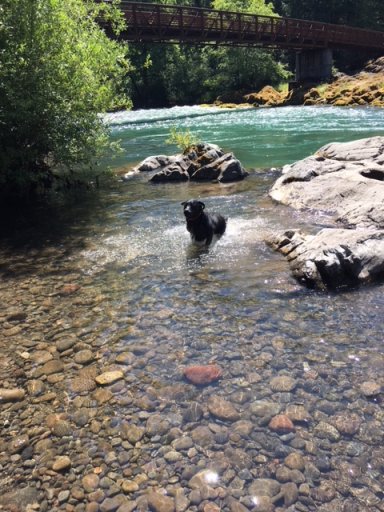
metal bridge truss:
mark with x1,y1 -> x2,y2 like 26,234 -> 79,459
115,2 -> 384,51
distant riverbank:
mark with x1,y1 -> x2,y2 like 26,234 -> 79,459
211,55 -> 384,109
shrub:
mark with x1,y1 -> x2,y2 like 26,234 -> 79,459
0,0 -> 132,196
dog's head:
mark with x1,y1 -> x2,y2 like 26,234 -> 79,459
181,199 -> 205,220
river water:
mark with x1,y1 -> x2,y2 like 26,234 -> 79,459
1,106 -> 384,511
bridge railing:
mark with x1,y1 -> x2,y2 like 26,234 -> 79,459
115,1 -> 384,50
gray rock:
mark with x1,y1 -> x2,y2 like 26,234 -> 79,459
146,491 -> 175,512
127,144 -> 248,184
132,155 -> 173,173
149,165 -> 190,183
0,387 -> 25,402
268,136 -> 384,289
218,157 -> 249,182
266,228 -> 384,289
207,395 -> 240,422
0,487 -> 41,510
191,153 -> 232,181
248,478 -> 281,497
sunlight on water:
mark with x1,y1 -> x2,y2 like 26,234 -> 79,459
105,105 -> 384,169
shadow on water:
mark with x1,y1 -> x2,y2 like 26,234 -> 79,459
0,189 -> 114,277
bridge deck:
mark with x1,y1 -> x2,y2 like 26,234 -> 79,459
115,2 -> 384,51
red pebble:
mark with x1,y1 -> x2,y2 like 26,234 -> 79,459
61,284 -> 80,295
183,364 -> 222,385
268,414 -> 295,434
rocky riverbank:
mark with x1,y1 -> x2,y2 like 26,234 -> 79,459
266,136 -> 384,289
213,56 -> 384,109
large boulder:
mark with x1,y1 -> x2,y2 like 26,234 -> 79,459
125,143 -> 248,184
266,229 -> 384,290
270,137 -> 384,229
267,136 -> 384,289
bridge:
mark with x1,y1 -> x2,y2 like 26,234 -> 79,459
110,2 -> 384,82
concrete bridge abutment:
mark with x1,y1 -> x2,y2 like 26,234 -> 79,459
295,48 -> 333,83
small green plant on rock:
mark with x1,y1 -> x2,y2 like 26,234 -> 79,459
166,127 -> 200,154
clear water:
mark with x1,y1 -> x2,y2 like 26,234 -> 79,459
1,105 -> 384,510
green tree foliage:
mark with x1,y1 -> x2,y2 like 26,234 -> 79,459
128,0 -> 289,108
0,0 -> 131,196
272,0 -> 384,29
213,0 -> 275,15
270,0 -> 384,71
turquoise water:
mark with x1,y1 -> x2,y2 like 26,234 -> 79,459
105,105 -> 384,169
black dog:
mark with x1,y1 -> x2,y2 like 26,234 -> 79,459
181,199 -> 227,246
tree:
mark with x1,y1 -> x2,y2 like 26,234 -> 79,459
0,0 -> 131,196
213,0 -> 276,16
128,0 -> 288,108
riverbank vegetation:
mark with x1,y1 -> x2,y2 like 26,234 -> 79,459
1,0 -> 384,198
0,0 -> 131,198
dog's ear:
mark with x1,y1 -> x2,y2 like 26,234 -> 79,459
198,201 -> 205,210
181,201 -> 186,206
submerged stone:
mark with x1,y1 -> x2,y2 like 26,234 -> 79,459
183,364 -> 222,385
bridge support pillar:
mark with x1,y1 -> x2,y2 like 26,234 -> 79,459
295,48 -> 333,83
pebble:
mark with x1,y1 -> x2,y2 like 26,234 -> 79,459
95,371 -> 124,385
268,415 -> 295,434
207,396 -> 240,422
282,482 -> 299,506
52,455 -> 72,472
71,377 -> 97,394
115,352 -> 135,365
360,381 -> 381,397
314,421 -> 340,442
250,401 -> 281,417
121,423 -> 145,444
9,434 -> 29,454
284,452 -> 305,471
172,436 -> 193,451
74,349 -> 95,365
182,403 -> 204,423
191,425 -> 213,446
164,450 -> 182,462
82,473 -> 100,492
146,491 -> 175,512
61,283 -> 81,295
270,375 -> 297,392
0,388 -> 25,402
174,488 -> 189,512
56,337 -> 77,352
333,412 -> 361,435
248,478 -> 281,497
183,364 -> 222,385
121,480 -> 139,493
34,359 -> 64,377
285,404 -> 310,423
58,490 -> 70,503
27,379 -> 45,396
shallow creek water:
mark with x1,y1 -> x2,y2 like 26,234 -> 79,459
1,106 -> 384,511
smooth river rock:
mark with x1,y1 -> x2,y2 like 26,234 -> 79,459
124,143 -> 248,183
267,136 -> 384,289
0,388 -> 25,402
183,364 -> 222,385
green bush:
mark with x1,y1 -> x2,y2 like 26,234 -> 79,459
166,127 -> 200,154
0,0 -> 132,196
